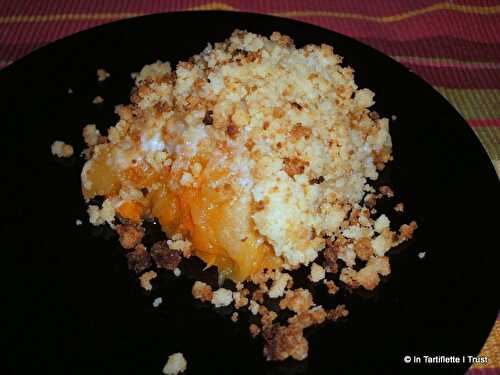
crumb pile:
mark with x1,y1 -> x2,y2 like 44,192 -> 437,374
78,30 -> 417,361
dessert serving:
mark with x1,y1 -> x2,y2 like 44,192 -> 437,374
77,30 -> 416,362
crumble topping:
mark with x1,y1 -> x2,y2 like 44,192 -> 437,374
76,29 -> 418,363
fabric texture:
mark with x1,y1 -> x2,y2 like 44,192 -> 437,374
0,1 -> 498,372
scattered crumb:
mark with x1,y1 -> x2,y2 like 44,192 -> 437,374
92,96 -> 104,104
153,297 -> 163,307
259,305 -> 278,328
268,272 -> 291,298
231,312 -> 239,322
287,306 -> 326,329
67,88 -> 73,94
166,237 -> 192,258
324,280 -> 339,295
394,202 -> 404,212
75,219 -> 82,226
87,199 -> 115,226
309,263 -> 325,283
391,115 -> 397,121
151,241 -> 182,270
249,300 -> 260,315
211,288 -> 233,307
162,352 -> 187,375
82,124 -> 102,147
279,289 -> 313,314
263,324 -> 308,361
97,68 -> 110,82
379,185 -> 394,198
51,140 -> 74,158
327,304 -> 349,321
116,224 -> 144,249
173,267 -> 181,277
139,270 -> 157,291
249,323 -> 261,338
192,281 -> 213,302
127,244 -> 152,274
418,251 -> 426,259
233,289 -> 249,309
399,221 -> 418,242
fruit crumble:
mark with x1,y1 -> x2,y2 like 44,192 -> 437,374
79,30 -> 417,361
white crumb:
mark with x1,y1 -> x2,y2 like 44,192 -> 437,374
162,352 -> 187,375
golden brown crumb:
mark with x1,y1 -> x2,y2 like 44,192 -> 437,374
51,140 -> 74,158
353,237 -> 373,261
279,289 -> 313,314
233,289 -> 249,309
192,281 -> 213,302
399,221 -> 417,241
341,256 -> 391,290
323,238 -> 339,273
115,224 -> 145,249
288,306 -> 327,329
92,96 -> 104,104
283,157 -> 309,178
290,123 -> 312,141
263,324 -> 308,361
324,280 -> 339,295
327,304 -> 349,321
97,68 -> 110,81
259,305 -> 278,329
379,185 -> 394,198
249,324 -> 261,338
139,270 -> 157,291
394,202 -> 404,212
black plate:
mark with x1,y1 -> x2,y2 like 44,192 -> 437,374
2,11 -> 499,375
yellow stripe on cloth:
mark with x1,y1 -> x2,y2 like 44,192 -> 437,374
273,2 -> 500,22
435,88 -> 500,121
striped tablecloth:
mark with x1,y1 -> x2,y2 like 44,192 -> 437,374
1,1 -> 498,373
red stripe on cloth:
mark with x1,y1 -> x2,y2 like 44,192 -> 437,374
1,12 -> 499,44
402,64 -> 500,89
1,0 -> 499,18
468,119 -> 500,127
361,38 -> 500,62
292,13 -> 500,43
